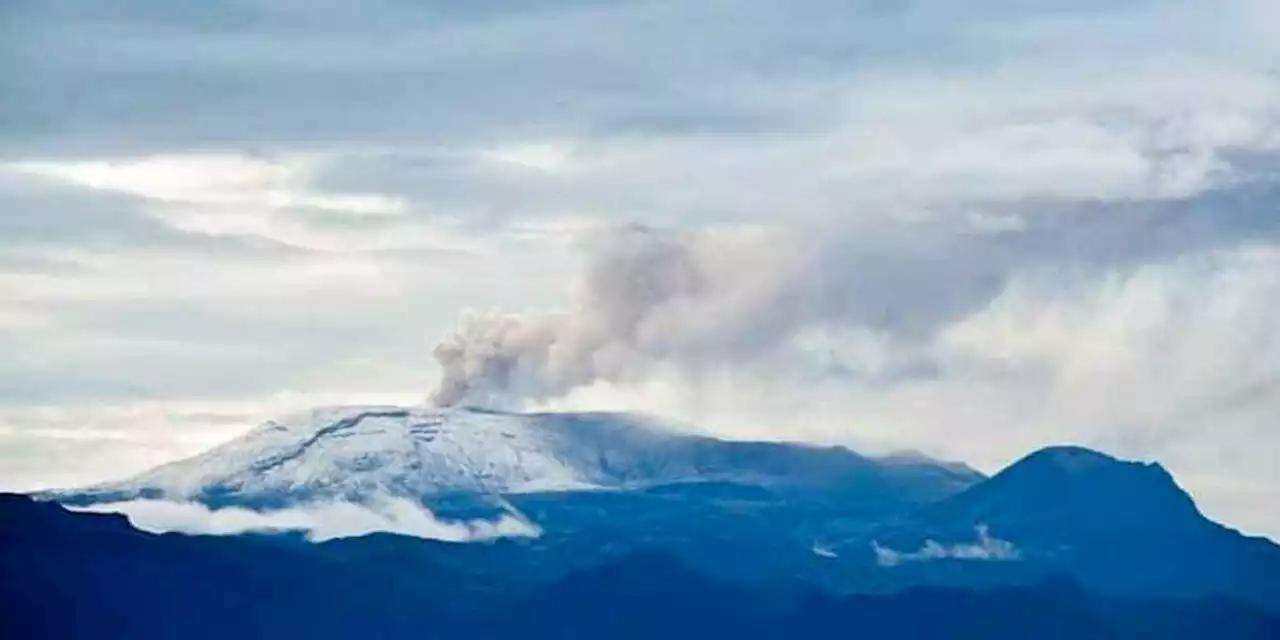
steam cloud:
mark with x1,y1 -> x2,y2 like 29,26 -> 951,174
430,225 -> 819,407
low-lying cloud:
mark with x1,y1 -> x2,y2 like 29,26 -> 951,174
70,498 -> 540,543
873,526 -> 1021,567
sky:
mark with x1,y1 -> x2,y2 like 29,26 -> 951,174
3,1 -> 1280,537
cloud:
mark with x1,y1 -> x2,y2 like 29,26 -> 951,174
69,497 -> 540,543
6,1 -> 1278,161
873,526 -> 1020,567
3,0 -> 1280,543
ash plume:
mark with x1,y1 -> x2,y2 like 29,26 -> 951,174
429,225 -> 815,407
428,216 -> 1055,409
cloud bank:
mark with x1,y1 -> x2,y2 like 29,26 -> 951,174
71,498 -> 540,543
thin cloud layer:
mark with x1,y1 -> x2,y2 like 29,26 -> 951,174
71,498 -> 540,543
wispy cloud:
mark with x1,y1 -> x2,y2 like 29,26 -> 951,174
873,526 -> 1020,567
71,498 -> 540,543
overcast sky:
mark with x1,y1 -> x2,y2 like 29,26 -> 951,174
3,0 -> 1280,538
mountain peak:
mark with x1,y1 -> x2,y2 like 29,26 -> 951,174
917,444 -> 1206,539
997,445 -> 1176,487
1018,445 -> 1121,470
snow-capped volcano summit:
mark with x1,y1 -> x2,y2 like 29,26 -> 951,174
61,406 -> 664,506
53,405 -> 982,510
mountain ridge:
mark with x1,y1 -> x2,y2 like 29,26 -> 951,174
4,493 -> 1279,640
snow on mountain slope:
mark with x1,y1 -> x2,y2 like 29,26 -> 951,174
62,407 -> 604,505
52,405 -> 982,510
